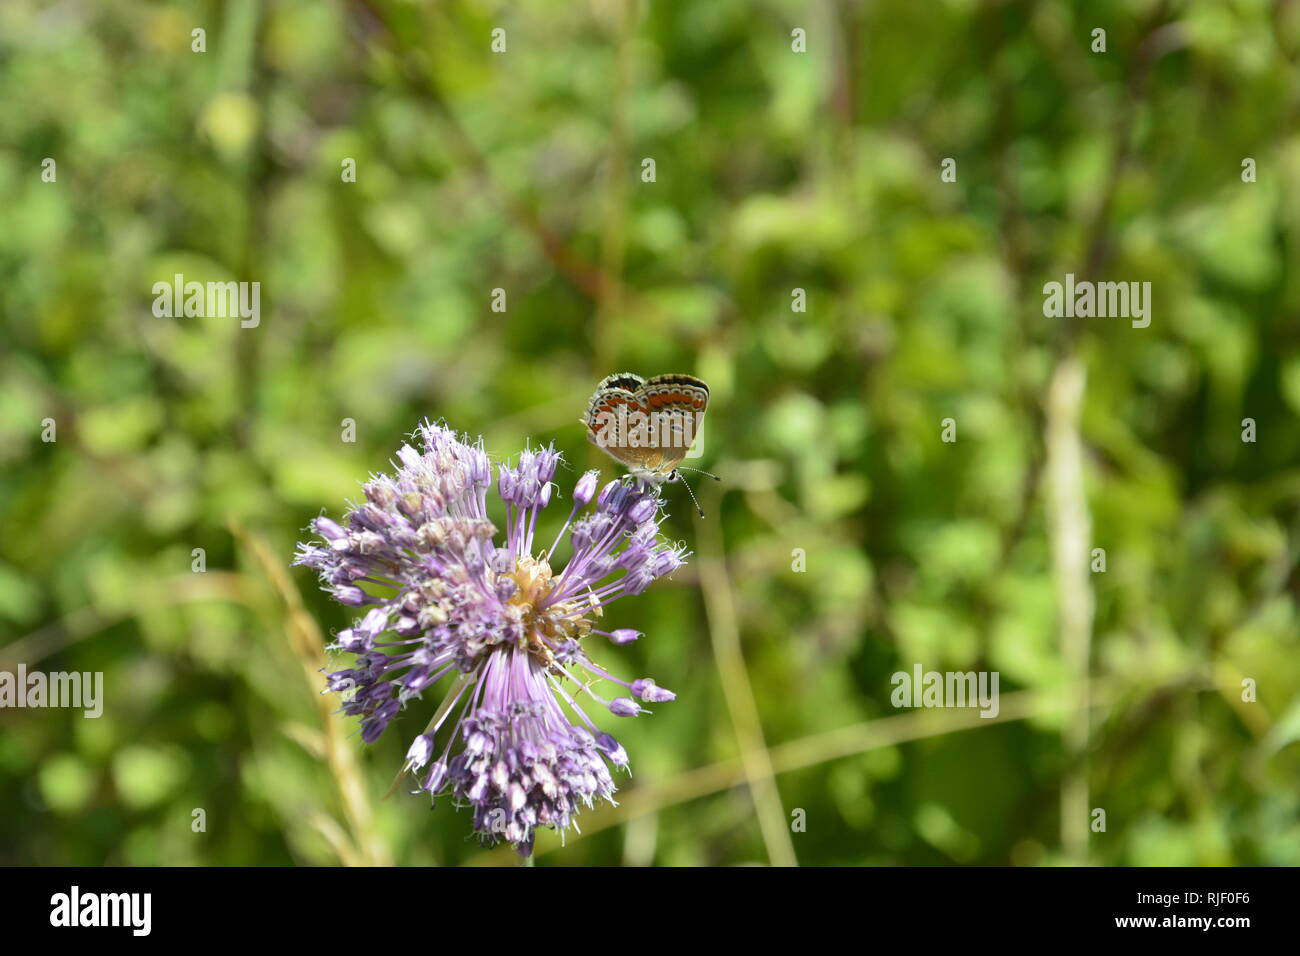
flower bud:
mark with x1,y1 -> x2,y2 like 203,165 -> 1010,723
333,585 -> 368,606
632,678 -> 676,703
626,496 -> 656,524
536,447 -> 560,483
609,697 -> 643,717
597,479 -> 625,512
315,517 -> 347,541
405,734 -> 434,770
497,468 -> 518,503
573,470 -> 600,505
397,444 -> 422,469
596,732 -> 629,768
422,760 -> 449,794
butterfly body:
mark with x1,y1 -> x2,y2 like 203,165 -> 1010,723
583,373 -> 710,485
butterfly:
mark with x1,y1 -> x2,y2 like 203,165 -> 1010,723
583,372 -> 718,515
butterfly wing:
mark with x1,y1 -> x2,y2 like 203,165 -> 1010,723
585,372 -> 649,463
585,373 -> 708,478
593,373 -> 647,394
636,374 -> 709,474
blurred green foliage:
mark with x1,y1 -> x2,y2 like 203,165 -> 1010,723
2,0 -> 1299,866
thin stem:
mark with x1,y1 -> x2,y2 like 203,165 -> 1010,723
1046,357 -> 1093,864
694,485 -> 798,868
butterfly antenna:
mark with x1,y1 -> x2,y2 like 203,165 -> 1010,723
676,466 -> 721,481
678,472 -> 706,518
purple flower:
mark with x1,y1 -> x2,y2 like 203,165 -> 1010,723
294,420 -> 686,856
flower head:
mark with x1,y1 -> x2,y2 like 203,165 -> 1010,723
294,420 -> 686,856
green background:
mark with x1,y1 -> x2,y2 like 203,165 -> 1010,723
2,0 -> 1299,866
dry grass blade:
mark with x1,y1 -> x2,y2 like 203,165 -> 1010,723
693,487 -> 798,867
229,518 -> 393,867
